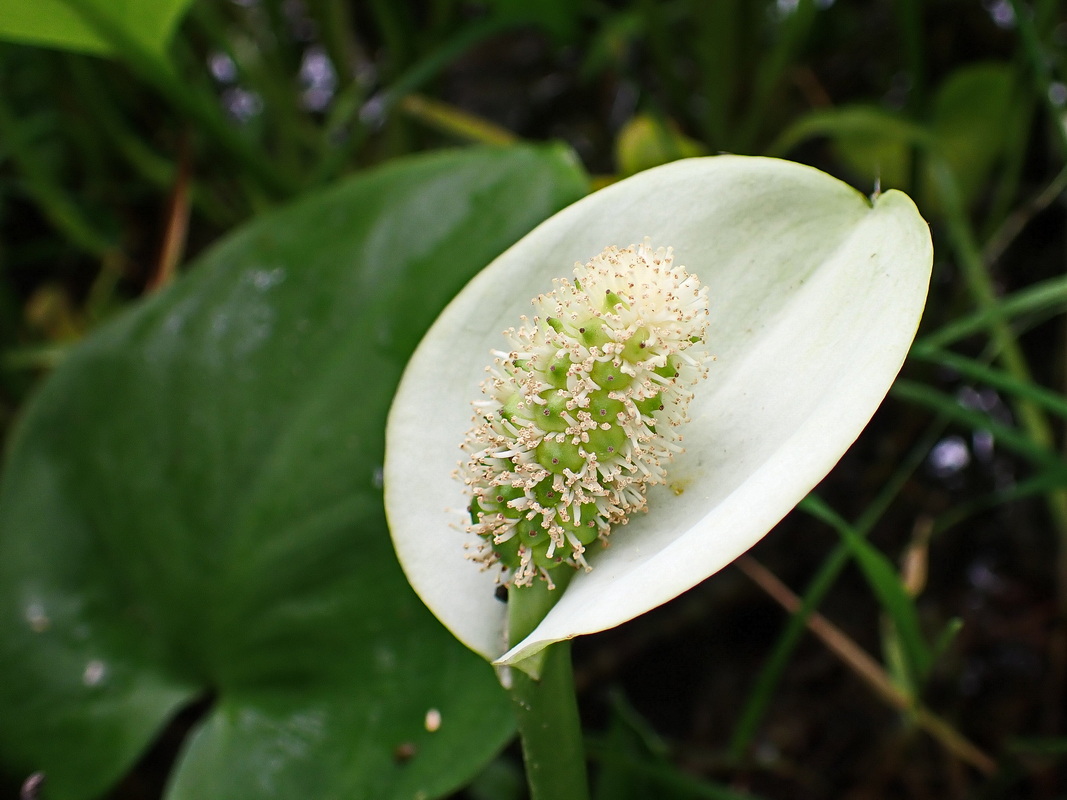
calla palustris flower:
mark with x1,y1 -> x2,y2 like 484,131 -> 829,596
385,155 -> 932,669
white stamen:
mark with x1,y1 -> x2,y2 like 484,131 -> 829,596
460,240 -> 710,586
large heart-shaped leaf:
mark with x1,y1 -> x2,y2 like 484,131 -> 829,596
0,0 -> 194,57
0,144 -> 588,799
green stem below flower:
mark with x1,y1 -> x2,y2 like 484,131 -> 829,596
507,572 -> 591,800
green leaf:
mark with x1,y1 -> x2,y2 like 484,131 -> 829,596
800,496 -> 932,690
921,62 -> 1022,209
0,0 -> 194,57
769,106 -> 931,189
917,273 -> 1067,350
478,0 -> 581,41
828,108 -> 914,191
615,115 -> 708,178
0,144 -> 589,799
770,63 -> 1022,210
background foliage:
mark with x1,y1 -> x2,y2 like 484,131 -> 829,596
1,0 -> 1067,798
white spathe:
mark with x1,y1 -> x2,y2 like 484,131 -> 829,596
385,155 -> 932,667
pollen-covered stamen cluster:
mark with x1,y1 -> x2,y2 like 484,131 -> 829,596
461,240 -> 711,587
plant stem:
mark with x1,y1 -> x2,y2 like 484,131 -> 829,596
736,556 -> 997,776
507,576 -> 591,800
729,414 -> 948,757
398,93 -> 517,145
736,0 -> 816,152
1007,0 -> 1067,158
930,157 -> 1067,613
66,1 -> 298,196
311,17 -> 513,185
0,91 -> 115,257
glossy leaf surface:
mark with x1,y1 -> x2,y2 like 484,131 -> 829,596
0,145 -> 588,798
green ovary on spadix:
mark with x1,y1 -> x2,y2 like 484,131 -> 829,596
461,239 -> 711,587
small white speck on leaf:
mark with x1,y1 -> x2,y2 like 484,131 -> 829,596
24,602 -> 49,632
424,708 -> 442,732
83,660 -> 106,687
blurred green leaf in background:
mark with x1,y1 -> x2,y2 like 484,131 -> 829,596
0,144 -> 587,799
0,0 -> 195,57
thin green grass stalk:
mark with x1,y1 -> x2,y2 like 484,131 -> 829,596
507,574 -> 590,800
65,59 -> 172,186
597,691 -> 763,797
984,161 -> 1067,267
692,0 -> 741,148
729,556 -> 849,760
65,1 -> 298,196
370,0 -> 414,75
57,84 -> 112,189
892,0 -> 926,192
0,92 -> 115,258
64,58 -> 236,226
981,95 -> 1035,243
910,344 -> 1067,420
802,495 -> 932,690
998,14 -> 1067,726
185,2 -> 243,80
84,251 -> 128,323
929,146 -> 1042,403
256,0 -> 331,168
311,17 -> 514,184
381,102 -> 420,161
728,414 -> 948,758
1007,0 -> 1067,158
929,157 -> 1067,610
735,0 -> 816,152
892,0 -> 926,114
918,273 -> 1067,349
736,557 -> 996,774
2,344 -> 69,372
892,380 -> 1067,472
186,2 -> 316,177
635,0 -> 693,140
1009,736 -> 1067,756
931,470 -> 1067,541
398,94 -> 517,145
304,0 -> 361,91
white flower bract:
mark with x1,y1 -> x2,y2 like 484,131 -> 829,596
385,155 -> 933,668
461,240 -> 710,586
